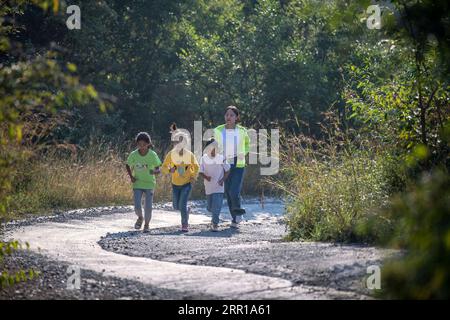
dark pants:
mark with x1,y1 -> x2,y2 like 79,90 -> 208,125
224,158 -> 245,223
172,183 -> 192,226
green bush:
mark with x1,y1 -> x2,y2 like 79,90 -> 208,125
380,169 -> 450,299
273,133 -> 404,243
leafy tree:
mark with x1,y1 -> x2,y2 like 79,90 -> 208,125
0,0 -> 105,287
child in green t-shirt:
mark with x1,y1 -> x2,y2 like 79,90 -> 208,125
125,132 -> 162,232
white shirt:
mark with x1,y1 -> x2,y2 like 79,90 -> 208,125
223,128 -> 239,161
199,154 -> 231,195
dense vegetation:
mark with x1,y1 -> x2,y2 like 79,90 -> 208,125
1,0 -> 449,298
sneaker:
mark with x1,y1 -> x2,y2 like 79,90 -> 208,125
181,224 -> 189,232
134,217 -> 143,229
210,224 -> 219,232
230,222 -> 239,229
143,224 -> 150,233
233,208 -> 246,216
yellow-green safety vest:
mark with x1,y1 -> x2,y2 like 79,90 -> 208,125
213,124 -> 250,168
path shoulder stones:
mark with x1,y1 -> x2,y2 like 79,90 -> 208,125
99,218 -> 395,299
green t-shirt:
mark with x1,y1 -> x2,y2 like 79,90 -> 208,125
127,149 -> 162,189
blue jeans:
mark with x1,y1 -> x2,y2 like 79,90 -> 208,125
133,189 -> 154,224
207,193 -> 224,225
224,159 -> 245,223
172,183 -> 192,226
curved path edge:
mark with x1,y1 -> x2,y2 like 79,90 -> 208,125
6,209 -> 366,299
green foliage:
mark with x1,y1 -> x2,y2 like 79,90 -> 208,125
1,1 -> 107,219
344,39 -> 449,158
380,168 -> 450,299
172,0 -> 368,133
58,0 -> 184,141
0,240 -> 39,288
373,122 -> 450,299
343,0 -> 450,171
272,117 -> 405,243
0,0 -> 449,299
1,0 -> 105,288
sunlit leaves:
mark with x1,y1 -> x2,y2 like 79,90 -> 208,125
66,63 -> 77,73
0,241 -> 40,288
0,1 -> 108,289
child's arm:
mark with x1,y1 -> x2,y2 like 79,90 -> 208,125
150,166 -> 161,175
150,152 -> 162,175
218,169 -> 230,186
186,153 -> 200,183
198,157 -> 210,181
125,164 -> 136,183
161,153 -> 175,174
199,172 -> 211,181
190,154 -> 200,177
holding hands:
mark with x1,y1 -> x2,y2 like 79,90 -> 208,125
151,167 -> 161,175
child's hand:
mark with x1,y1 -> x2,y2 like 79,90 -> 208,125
130,176 -> 137,183
204,175 -> 211,182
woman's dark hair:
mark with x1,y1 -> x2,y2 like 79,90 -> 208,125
226,105 -> 240,117
135,132 -> 153,147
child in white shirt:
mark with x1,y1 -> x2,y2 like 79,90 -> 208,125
199,139 -> 231,231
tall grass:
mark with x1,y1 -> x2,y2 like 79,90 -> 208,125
271,129 -> 406,243
10,143 -> 133,217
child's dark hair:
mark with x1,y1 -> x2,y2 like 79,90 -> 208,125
226,105 -> 240,117
205,138 -> 215,148
135,132 -> 153,147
